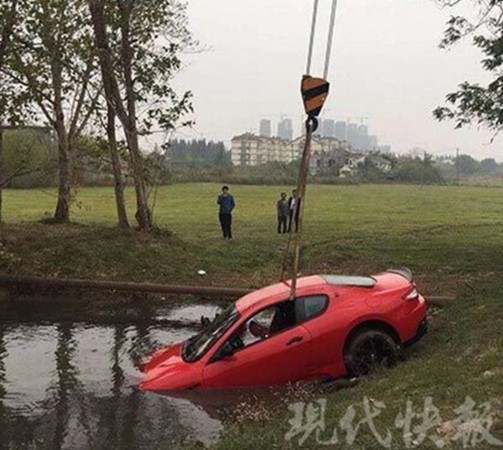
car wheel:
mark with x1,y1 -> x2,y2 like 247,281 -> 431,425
344,329 -> 400,377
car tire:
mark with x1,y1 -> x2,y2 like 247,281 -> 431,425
344,329 -> 400,378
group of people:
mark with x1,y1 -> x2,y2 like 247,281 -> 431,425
216,185 -> 300,240
275,189 -> 300,234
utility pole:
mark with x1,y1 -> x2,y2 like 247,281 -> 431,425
455,148 -> 460,184
421,151 -> 427,188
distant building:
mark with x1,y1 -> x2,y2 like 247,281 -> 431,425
231,132 -> 391,177
334,121 -> 347,141
321,119 -> 335,138
302,136 -> 354,175
378,145 -> 391,154
369,135 -> 378,150
357,125 -> 370,151
277,118 -> 293,141
259,119 -> 271,137
230,133 -> 297,166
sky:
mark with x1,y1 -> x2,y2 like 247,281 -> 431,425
169,0 -> 503,160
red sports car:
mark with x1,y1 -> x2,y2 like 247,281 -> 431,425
140,268 -> 427,391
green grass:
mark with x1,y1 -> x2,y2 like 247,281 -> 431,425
1,183 -> 503,448
3,183 -> 503,289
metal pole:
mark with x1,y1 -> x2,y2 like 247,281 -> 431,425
0,275 -> 252,298
290,121 -> 314,299
323,0 -> 339,79
456,148 -> 460,183
306,0 -> 320,75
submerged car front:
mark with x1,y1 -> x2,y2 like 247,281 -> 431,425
140,304 -> 240,390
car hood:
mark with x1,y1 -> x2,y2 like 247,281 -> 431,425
139,343 -> 203,391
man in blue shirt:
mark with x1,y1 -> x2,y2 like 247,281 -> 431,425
217,185 -> 235,239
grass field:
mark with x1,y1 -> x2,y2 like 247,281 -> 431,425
1,183 -> 503,449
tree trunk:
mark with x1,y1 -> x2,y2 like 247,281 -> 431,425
120,2 -> 151,231
49,14 -> 71,224
53,114 -> 71,223
107,104 -> 129,228
0,0 -> 19,228
89,0 -> 152,231
124,125 -> 151,231
0,128 -> 3,226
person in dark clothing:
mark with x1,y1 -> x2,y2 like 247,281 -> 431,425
288,189 -> 301,233
217,185 -> 235,239
276,192 -> 289,234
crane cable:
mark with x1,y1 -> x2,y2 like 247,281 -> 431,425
280,0 -> 340,299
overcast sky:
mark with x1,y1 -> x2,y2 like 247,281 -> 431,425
170,0 -> 503,160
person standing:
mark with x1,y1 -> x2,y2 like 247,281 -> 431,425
217,185 -> 235,239
288,189 -> 301,233
276,192 -> 289,234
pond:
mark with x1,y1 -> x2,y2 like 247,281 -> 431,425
0,299 -> 234,450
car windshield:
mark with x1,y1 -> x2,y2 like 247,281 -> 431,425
182,304 -> 239,362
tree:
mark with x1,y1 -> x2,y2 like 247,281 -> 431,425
3,0 -> 100,223
434,1 -> 503,132
480,157 -> 499,173
455,153 -> 480,174
0,0 -> 19,223
88,0 -> 194,231
1,127 -> 56,189
395,153 -> 443,184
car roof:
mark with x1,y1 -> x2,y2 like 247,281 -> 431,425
235,275 -> 327,314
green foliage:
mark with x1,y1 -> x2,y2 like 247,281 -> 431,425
394,154 -> 444,184
480,157 -> 500,173
434,0 -> 503,130
455,153 -> 480,174
3,0 -> 97,128
99,0 -> 195,134
167,139 -> 232,169
1,128 -> 57,188
355,155 -> 388,182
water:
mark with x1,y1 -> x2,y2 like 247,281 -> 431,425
0,299 -> 227,450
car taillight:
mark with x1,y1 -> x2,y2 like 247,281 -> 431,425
403,288 -> 419,301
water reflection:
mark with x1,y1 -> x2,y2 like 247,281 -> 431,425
0,302 -> 224,449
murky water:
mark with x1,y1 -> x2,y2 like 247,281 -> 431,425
0,299 -> 229,450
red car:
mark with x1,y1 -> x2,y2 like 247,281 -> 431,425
140,268 -> 427,391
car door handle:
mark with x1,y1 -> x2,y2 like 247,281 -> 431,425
286,336 -> 304,346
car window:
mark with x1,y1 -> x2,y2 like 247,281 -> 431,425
182,304 -> 240,362
213,295 -> 328,360
223,300 -> 297,352
296,295 -> 329,322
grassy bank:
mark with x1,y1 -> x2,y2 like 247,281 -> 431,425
2,183 -> 503,290
1,183 -> 503,448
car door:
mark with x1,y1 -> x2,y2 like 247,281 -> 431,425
202,323 -> 312,388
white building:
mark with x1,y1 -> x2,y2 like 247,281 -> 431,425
231,133 -> 297,166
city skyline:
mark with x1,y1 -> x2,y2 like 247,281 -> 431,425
255,116 -> 390,153
170,0 -> 503,161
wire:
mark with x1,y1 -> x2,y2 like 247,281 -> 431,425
324,0 -> 339,79
306,0 -> 320,75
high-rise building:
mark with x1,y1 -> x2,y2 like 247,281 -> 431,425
277,118 -> 293,141
347,123 -> 358,147
259,119 -> 271,137
321,119 -> 335,138
357,124 -> 370,151
334,121 -> 347,141
369,135 -> 378,150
